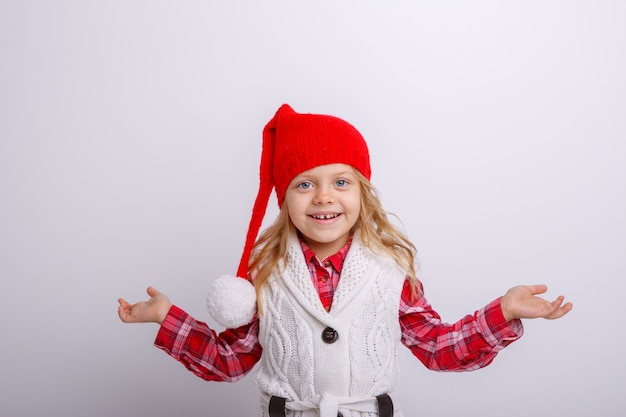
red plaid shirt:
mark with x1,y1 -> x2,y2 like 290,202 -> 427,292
155,240 -> 523,382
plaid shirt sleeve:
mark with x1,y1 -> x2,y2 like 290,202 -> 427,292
154,305 -> 262,382
400,281 -> 524,371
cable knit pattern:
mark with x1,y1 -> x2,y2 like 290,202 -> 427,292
256,233 -> 406,417
350,283 -> 401,397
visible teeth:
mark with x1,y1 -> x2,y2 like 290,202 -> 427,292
312,214 -> 339,220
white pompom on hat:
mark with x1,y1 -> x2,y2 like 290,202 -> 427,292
207,275 -> 257,329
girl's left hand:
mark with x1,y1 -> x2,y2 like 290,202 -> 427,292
500,284 -> 573,321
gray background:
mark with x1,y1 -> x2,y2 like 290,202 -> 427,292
1,1 -> 624,416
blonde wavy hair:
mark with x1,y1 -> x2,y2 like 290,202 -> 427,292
248,168 -> 421,306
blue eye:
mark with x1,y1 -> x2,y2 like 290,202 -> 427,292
297,181 -> 312,190
335,179 -> 348,187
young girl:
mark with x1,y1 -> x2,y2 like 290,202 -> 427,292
118,104 -> 572,417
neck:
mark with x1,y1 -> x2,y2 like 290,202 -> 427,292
300,235 -> 350,260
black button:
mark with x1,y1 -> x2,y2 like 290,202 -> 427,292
322,327 -> 338,343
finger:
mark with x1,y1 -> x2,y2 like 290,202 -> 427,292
546,308 -> 565,320
550,296 -> 565,308
546,301 -> 573,319
562,302 -> 573,314
535,295 -> 566,319
146,286 -> 160,297
118,304 -> 131,322
529,284 -> 548,296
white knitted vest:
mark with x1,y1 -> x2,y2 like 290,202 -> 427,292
256,233 -> 405,417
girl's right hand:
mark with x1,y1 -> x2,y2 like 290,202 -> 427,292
117,286 -> 172,325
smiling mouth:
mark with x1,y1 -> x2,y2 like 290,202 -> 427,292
310,213 -> 341,220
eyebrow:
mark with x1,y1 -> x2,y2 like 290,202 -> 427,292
333,171 -> 356,178
294,171 -> 356,181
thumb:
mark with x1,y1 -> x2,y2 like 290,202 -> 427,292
528,284 -> 548,296
146,286 -> 160,298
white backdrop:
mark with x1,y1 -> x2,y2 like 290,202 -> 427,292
1,1 -> 624,416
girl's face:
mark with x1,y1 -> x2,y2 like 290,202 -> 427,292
284,163 -> 361,260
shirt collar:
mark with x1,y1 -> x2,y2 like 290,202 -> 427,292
299,236 -> 353,272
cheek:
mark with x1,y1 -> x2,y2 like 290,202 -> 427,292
285,195 -> 305,217
287,207 -> 299,223
348,192 -> 362,215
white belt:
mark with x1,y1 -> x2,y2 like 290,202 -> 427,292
262,392 -> 399,417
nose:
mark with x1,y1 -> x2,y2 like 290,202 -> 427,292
314,185 -> 334,204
